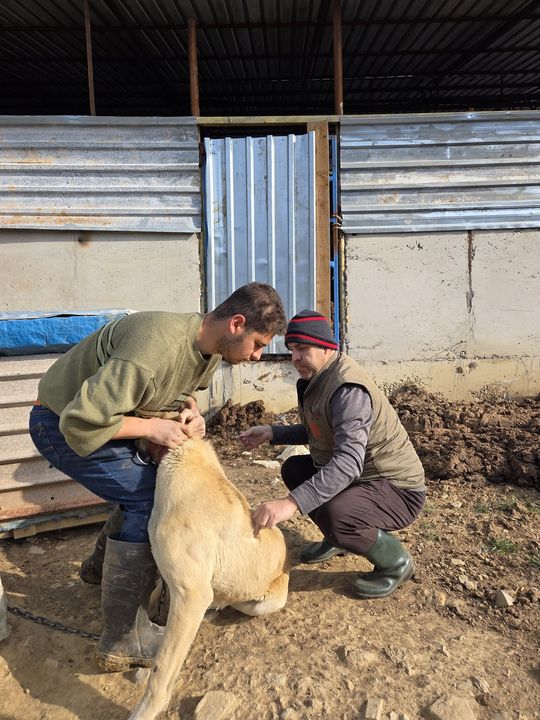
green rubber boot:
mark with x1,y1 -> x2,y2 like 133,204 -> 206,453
96,538 -> 164,672
299,539 -> 348,564
80,506 -> 124,585
353,530 -> 415,599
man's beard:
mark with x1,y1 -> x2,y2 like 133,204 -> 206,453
217,333 -> 244,363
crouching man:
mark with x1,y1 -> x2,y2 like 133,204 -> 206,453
240,310 -> 425,600
29,283 -> 286,670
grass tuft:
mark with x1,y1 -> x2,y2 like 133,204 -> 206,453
487,537 -> 517,555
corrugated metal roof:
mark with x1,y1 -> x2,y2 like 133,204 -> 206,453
0,115 -> 201,232
0,1 -> 538,116
340,110 -> 540,233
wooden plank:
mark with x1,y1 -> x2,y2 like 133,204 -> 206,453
197,115 -> 340,125
188,18 -> 200,117
0,483 -> 104,521
307,120 -> 331,321
0,457 -> 71,490
0,355 -> 58,378
83,0 -> 96,116
0,433 -> 41,464
0,378 -> 40,407
11,510 -> 109,539
333,0 -> 344,114
0,406 -> 31,435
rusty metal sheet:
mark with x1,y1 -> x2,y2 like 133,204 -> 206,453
0,116 -> 201,232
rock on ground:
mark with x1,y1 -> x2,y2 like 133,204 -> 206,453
194,690 -> 239,720
423,694 -> 478,720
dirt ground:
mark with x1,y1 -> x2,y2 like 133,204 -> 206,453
1,388 -> 539,720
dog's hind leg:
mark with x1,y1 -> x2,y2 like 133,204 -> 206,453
232,571 -> 289,617
128,577 -> 213,720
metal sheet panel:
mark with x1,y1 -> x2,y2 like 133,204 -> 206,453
0,355 -> 105,528
340,111 -> 540,233
204,132 -> 317,353
0,116 -> 201,232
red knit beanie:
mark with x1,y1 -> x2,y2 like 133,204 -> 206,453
284,309 -> 338,350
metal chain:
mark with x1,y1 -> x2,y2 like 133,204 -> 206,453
7,605 -> 100,641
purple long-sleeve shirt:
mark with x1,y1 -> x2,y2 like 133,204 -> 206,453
271,384 -> 373,515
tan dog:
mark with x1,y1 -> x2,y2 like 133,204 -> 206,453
128,437 -> 289,720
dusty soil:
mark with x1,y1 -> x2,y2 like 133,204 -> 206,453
1,388 -> 539,720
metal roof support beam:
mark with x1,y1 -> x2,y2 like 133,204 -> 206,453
188,18 -> 200,117
83,0 -> 96,116
3,15 -> 540,32
333,0 -> 343,115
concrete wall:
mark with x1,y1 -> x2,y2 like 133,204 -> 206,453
2,226 -> 538,420
202,360 -> 298,416
344,229 -> 540,399
1,230 -> 201,313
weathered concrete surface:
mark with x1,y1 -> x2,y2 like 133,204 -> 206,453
0,230 -> 200,313
472,230 -> 540,357
202,355 -> 540,412
344,229 -> 540,399
345,233 -> 469,363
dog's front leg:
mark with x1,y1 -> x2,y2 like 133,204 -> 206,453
128,581 -> 213,720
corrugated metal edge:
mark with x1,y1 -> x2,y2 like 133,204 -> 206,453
341,110 -> 540,124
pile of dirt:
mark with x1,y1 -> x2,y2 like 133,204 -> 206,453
206,400 -> 299,461
390,386 -> 540,489
207,399 -> 274,435
207,387 -> 540,489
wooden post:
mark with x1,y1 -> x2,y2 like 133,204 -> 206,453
307,121 -> 331,322
83,0 -> 96,115
188,18 -> 200,116
333,0 -> 343,115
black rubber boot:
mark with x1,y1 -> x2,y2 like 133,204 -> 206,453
80,506 -> 124,585
96,538 -> 164,672
299,539 -> 348,564
353,530 -> 415,599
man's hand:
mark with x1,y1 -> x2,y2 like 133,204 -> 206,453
239,424 -> 273,449
144,417 -> 191,449
252,496 -> 299,537
178,402 -> 206,439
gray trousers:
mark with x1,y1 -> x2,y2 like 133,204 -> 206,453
282,455 -> 425,555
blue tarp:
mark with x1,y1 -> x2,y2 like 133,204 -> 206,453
0,310 -> 132,356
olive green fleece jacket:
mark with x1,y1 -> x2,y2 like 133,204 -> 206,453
37,312 -> 221,457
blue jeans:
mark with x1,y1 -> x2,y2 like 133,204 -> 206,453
29,406 -> 157,542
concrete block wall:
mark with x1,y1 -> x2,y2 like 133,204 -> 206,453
344,229 -> 540,398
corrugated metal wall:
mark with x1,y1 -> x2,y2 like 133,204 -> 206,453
0,116 -> 201,233
340,111 -> 540,233
204,133 -> 317,353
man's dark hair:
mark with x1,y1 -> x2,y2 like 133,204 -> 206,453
211,283 -> 287,336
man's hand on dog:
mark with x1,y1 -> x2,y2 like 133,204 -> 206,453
252,496 -> 298,537
178,407 -> 206,439
144,400 -> 205,450
145,418 -> 191,449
